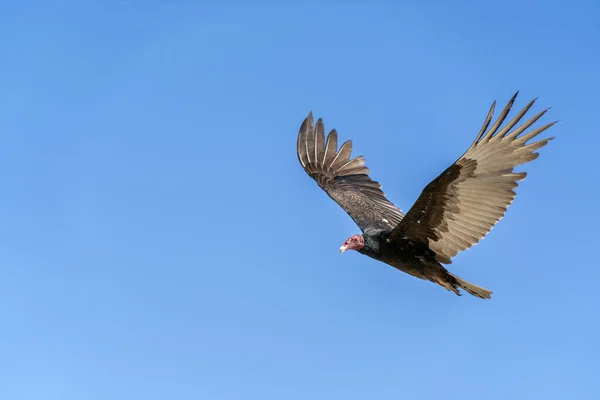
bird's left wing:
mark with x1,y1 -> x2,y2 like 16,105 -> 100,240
389,92 -> 556,264
297,112 -> 404,231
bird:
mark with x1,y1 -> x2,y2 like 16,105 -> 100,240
296,92 -> 556,299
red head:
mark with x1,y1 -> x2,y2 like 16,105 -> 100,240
339,234 -> 365,253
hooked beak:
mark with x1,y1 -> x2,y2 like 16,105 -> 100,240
339,245 -> 347,253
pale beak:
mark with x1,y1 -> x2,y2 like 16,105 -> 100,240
339,245 -> 347,253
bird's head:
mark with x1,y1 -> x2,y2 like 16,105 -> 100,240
340,234 -> 365,253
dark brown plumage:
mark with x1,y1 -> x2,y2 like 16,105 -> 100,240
297,116 -> 405,231
297,92 -> 556,299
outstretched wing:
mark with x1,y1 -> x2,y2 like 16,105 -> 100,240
390,92 -> 556,264
297,112 -> 404,231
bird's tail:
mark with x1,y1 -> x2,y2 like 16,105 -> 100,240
449,273 -> 493,299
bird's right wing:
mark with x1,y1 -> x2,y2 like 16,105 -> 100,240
389,92 -> 556,264
297,112 -> 404,232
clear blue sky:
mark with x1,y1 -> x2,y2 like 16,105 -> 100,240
1,1 -> 598,399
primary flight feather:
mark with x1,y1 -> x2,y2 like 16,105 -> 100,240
297,92 -> 556,299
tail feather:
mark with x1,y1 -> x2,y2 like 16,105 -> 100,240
449,273 -> 493,299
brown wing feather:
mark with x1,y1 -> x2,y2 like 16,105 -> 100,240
390,92 -> 556,264
297,112 -> 404,231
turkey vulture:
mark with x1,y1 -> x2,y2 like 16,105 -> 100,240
297,92 -> 555,299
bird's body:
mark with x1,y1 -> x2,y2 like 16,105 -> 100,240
361,229 -> 491,298
297,92 -> 556,299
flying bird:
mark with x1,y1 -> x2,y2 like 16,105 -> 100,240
297,92 -> 556,299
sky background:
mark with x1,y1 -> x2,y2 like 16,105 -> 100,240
1,1 -> 599,399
